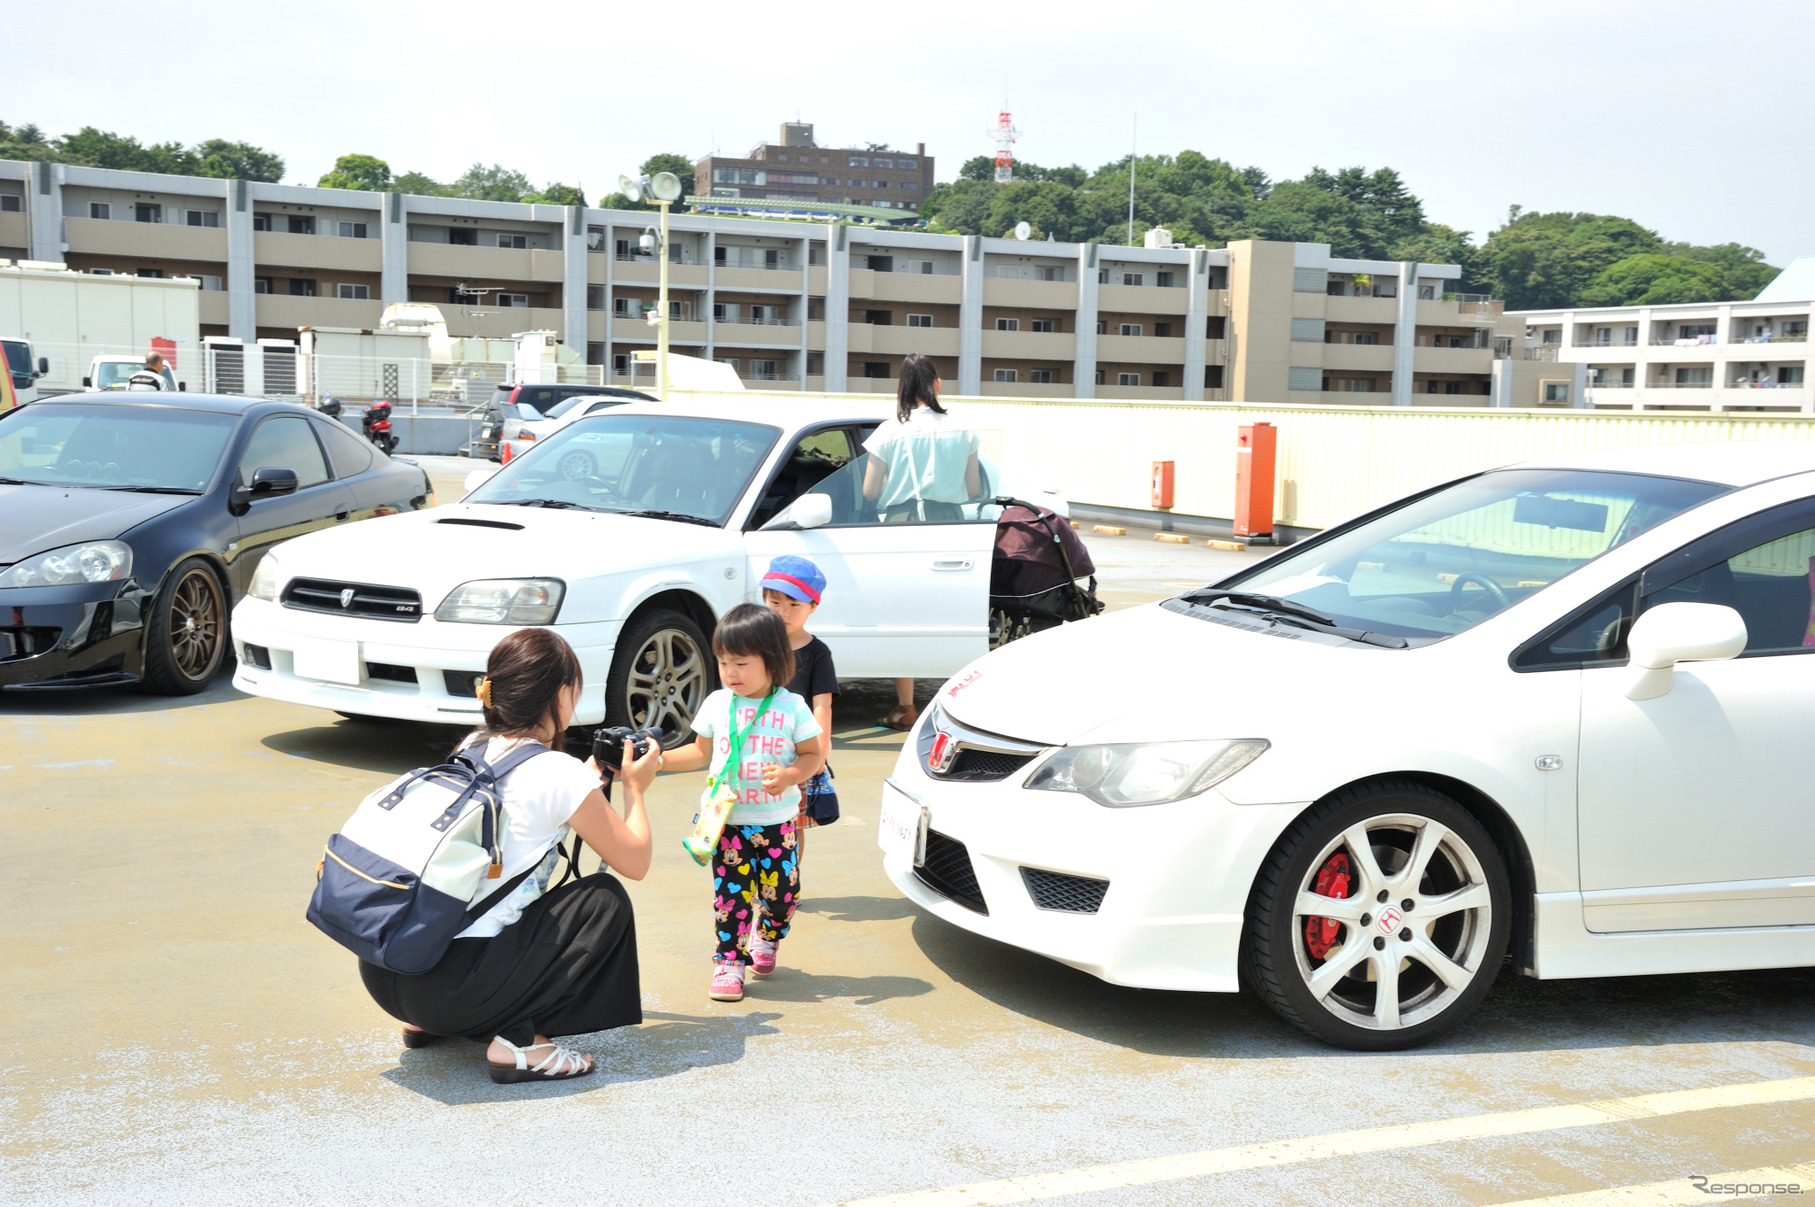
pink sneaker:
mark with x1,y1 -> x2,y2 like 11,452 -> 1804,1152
747,936 -> 777,977
708,962 -> 745,1002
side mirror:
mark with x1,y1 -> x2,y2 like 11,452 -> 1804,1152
231,466 -> 300,514
1625,602 -> 1747,700
36,357 -> 48,376
178,380 -> 187,392
790,493 -> 834,530
463,468 -> 496,495
82,376 -> 92,387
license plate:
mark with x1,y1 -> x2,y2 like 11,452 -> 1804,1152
480,426 -> 494,437
878,781 -> 928,866
291,637 -> 361,685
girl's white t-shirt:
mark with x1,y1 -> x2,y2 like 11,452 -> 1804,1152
862,408 -> 980,508
692,688 -> 824,825
452,736 -> 602,939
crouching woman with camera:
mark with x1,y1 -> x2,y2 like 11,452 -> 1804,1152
358,628 -> 658,1083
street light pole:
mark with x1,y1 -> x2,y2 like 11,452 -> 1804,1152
657,197 -> 671,401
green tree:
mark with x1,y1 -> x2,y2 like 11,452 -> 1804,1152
446,163 -> 534,202
318,152 -> 392,191
526,182 -> 587,206
392,170 -> 446,196
1476,210 -> 1662,310
194,138 -> 284,181
1578,254 -> 1739,306
1661,241 -> 1779,298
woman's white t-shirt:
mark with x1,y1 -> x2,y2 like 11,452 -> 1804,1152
862,408 -> 980,508
452,736 -> 602,939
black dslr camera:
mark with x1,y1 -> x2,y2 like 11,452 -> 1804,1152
591,725 -> 664,776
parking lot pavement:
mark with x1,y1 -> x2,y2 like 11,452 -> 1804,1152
4,493 -> 1813,1206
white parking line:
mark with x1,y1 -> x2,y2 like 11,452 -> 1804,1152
821,1077 -> 1815,1207
1491,1161 -> 1815,1204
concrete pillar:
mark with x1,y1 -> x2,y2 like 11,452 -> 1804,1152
957,235 -> 983,395
562,204 -> 587,354
225,179 -> 257,341
1182,248 -> 1209,400
1390,260 -> 1417,406
1572,361 -> 1590,410
1558,309 -> 1576,349
1074,242 -> 1099,399
380,191 -> 408,306
28,160 -> 62,261
703,227 -> 717,362
823,223 -> 849,392
1490,357 -> 1514,408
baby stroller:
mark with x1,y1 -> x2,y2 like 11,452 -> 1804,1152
989,496 -> 1105,648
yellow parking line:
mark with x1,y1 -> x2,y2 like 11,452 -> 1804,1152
820,1077 -> 1815,1207
1492,1161 -> 1815,1204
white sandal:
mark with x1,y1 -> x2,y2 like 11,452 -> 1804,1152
488,1037 -> 594,1083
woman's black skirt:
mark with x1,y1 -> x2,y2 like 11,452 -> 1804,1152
360,871 -> 641,1048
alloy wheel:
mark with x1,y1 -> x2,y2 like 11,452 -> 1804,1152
168,569 -> 224,681
625,626 -> 707,738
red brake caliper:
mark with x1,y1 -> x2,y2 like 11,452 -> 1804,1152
1304,852 -> 1352,961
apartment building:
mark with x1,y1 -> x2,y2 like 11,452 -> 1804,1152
1512,262 -> 1813,413
693,123 -> 933,216
2,157 -> 1523,405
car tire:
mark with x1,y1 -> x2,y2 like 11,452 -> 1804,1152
556,450 -> 596,481
1243,779 -> 1510,1050
605,608 -> 713,749
140,558 -> 228,696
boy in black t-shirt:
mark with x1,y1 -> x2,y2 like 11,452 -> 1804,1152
760,555 -> 839,833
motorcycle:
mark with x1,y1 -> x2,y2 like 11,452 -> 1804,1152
361,399 -> 398,455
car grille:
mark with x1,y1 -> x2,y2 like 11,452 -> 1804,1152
0,626 -> 62,662
1021,867 -> 1110,914
241,643 -> 272,670
443,669 -> 484,698
913,829 -> 988,915
283,578 -> 423,622
946,749 -> 1036,781
366,661 -> 417,684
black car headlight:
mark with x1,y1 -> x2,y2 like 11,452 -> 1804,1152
1024,739 -> 1270,807
0,540 -> 133,588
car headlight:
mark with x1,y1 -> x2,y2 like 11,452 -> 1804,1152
1024,739 -> 1269,807
0,540 -> 133,588
248,553 -> 283,601
434,578 -> 565,624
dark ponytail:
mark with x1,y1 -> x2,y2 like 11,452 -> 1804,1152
896,352 -> 945,423
466,627 -> 583,750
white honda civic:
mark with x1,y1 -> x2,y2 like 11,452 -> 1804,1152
881,441 -> 1815,1049
231,398 -> 1051,735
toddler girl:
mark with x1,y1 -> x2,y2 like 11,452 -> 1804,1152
664,604 -> 825,1002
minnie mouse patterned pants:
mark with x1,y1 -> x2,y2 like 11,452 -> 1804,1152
711,820 -> 801,966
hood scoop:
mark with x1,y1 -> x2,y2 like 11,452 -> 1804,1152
435,517 -> 525,530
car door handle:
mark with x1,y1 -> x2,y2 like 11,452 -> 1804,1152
931,559 -> 973,571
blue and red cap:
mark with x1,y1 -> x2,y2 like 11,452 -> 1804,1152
761,554 -> 826,605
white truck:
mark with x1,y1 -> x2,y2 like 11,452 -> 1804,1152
85,353 -> 180,392
0,261 -> 201,395
1,336 -> 47,408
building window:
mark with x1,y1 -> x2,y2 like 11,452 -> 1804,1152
1120,323 -> 1142,337
863,362 -> 888,378
1018,369 -> 1046,383
186,210 -> 219,227
1207,316 -> 1226,339
198,274 -> 222,291
613,354 -> 629,375
1205,365 -> 1224,389
90,202 -> 110,220
497,234 -> 528,249
898,157 -> 917,168
1094,369 -> 1106,385
1121,272 -> 1143,286
1543,382 -> 1570,404
848,156 -> 869,167
1037,265 -> 1062,281
254,277 -> 272,294
994,368 -> 1018,382
1031,319 -> 1054,333
1155,322 -> 1172,338
907,313 -> 933,328
287,215 -> 315,235
497,293 -> 530,307
339,221 -> 368,238
1118,372 -> 1140,386
136,268 -> 163,278
253,213 -> 272,231
1153,371 -> 1171,388
289,278 -> 315,296
1541,329 -> 1561,345
1445,381 -> 1463,395
587,285 -> 606,310
1098,270 -> 1109,284
614,297 -> 631,316
751,359 -> 778,380
1419,285 -> 1435,300
1156,272 -> 1174,288
135,203 -> 161,223
337,283 -> 370,299
995,317 -> 1019,331
0,195 -> 18,212
864,309 -> 891,325
447,228 -> 477,246
1624,327 -> 1639,345
88,267 -> 114,275
874,158 -> 893,169
1096,320 -> 1108,335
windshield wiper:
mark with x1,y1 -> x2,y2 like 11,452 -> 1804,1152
102,485 -> 202,494
616,509 -> 721,528
0,476 -> 38,485
1179,589 -> 1408,649
496,498 -> 595,510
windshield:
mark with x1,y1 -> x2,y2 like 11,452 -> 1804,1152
95,361 -> 176,390
544,395 -> 587,420
0,403 -> 234,491
467,413 -> 780,526
2,341 -> 30,390
1203,468 -> 1725,644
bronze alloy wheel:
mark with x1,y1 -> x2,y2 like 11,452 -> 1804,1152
142,557 -> 228,695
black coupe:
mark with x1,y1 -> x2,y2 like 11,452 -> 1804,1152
0,393 -> 432,694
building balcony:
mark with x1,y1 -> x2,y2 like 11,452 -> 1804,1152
1094,383 -> 1187,402
199,291 -> 230,327
1095,333 -> 1185,364
980,329 -> 1076,360
253,294 -> 385,330
980,380 -> 1073,399
716,264 -> 805,292
609,259 -> 711,289
1323,295 -> 1399,324
1415,298 -> 1493,327
1310,344 -> 1395,372
407,243 -> 564,283
0,211 -> 27,250
1097,283 -> 1189,315
856,268 -> 964,305
980,278 -> 1077,310
66,216 -> 228,263
712,319 -> 803,348
1416,345 -> 1495,375
847,324 -> 960,357
1729,332 -> 1808,345
256,230 -> 381,273
610,317 -> 708,344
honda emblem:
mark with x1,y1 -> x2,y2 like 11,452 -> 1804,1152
339,588 -> 356,608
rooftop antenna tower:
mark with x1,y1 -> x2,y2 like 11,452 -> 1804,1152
989,102 -> 1020,184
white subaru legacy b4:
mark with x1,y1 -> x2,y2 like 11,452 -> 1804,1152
231,399 -> 1048,735
881,441 -> 1815,1049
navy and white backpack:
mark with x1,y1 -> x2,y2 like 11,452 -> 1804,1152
307,741 -> 571,974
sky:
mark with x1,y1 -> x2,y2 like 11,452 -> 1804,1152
11,0 -> 1810,266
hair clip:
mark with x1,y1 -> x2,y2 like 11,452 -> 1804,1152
477,676 -> 493,708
